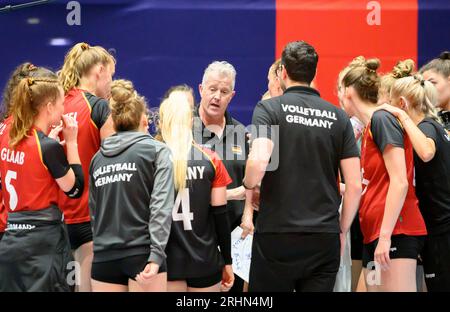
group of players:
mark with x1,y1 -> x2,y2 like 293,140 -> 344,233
0,40 -> 449,292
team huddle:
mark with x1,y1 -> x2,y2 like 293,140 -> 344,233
0,40 -> 449,292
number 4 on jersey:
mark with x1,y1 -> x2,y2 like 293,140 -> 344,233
172,188 -> 193,230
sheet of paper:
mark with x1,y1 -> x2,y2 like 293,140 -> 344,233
231,226 -> 253,283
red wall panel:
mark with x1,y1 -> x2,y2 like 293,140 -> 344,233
276,0 -> 418,106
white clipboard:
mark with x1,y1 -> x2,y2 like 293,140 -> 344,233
231,226 -> 253,283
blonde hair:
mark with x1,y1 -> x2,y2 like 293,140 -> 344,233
261,90 -> 271,100
59,42 -> 115,94
159,92 -> 193,191
341,57 -> 381,104
380,59 -> 415,97
9,69 -> 61,148
338,57 -> 366,84
269,59 -> 282,77
110,79 -> 146,132
391,74 -> 440,122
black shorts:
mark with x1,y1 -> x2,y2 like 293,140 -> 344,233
169,271 -> 222,288
350,216 -> 364,260
362,234 -> 425,268
0,217 -> 73,291
91,254 -> 167,286
67,221 -> 93,250
422,231 -> 450,292
249,232 -> 340,292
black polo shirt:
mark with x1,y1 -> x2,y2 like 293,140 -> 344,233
192,106 -> 249,225
415,118 -> 450,236
252,86 -> 359,234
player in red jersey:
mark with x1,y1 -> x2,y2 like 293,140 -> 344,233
58,42 -> 115,291
158,92 -> 234,292
0,63 -> 40,238
340,57 -> 427,291
0,67 -> 83,291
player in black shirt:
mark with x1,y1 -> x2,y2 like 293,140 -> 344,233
159,92 -> 234,292
420,51 -> 450,132
377,74 -> 450,291
242,41 -> 362,292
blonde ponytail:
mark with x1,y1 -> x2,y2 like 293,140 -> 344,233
159,93 -> 193,191
59,42 -> 115,94
391,74 -> 440,123
380,59 -> 415,100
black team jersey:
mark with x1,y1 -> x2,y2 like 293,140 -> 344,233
251,86 -> 359,234
166,143 -> 232,280
415,118 -> 450,235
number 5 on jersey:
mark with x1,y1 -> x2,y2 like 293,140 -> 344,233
172,188 -> 193,230
5,170 -> 18,211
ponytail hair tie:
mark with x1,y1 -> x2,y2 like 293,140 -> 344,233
413,75 -> 425,87
439,51 -> 450,60
80,42 -> 90,51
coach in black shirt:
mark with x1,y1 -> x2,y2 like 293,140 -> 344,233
242,41 -> 362,292
192,61 -> 249,227
192,61 -> 249,292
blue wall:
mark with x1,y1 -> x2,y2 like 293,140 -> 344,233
1,0 -> 449,126
0,0 -> 275,125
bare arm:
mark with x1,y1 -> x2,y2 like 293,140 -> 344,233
243,137 -> 274,189
398,112 -> 436,162
379,145 -> 409,239
100,115 -> 115,140
226,186 -> 246,201
375,145 -> 409,270
240,189 -> 255,238
339,157 -> 362,236
211,186 -> 227,206
376,104 -> 436,162
56,115 -> 81,193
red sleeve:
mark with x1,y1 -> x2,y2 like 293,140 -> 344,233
212,157 -> 232,188
201,148 -> 232,188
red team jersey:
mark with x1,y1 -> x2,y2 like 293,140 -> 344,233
360,111 -> 427,244
0,124 -> 70,215
59,88 -> 110,224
